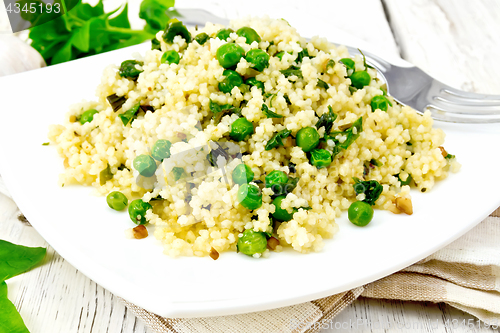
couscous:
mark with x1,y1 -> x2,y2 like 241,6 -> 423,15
48,17 -> 460,258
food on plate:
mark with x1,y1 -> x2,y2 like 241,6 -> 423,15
48,17 -> 460,258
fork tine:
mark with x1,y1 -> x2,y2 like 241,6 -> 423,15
431,98 -> 500,115
439,86 -> 500,105
426,106 -> 500,123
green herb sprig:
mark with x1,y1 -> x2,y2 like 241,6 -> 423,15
25,0 -> 178,65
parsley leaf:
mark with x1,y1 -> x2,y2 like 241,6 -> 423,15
26,0 -> 178,65
119,104 -> 140,126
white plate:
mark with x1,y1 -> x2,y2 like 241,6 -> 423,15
1,33 -> 500,318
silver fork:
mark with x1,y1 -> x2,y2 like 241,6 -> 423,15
346,47 -> 500,123
179,9 -> 500,123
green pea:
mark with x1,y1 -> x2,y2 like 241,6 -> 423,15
106,191 -> 128,211
215,28 -> 234,41
230,117 -> 254,141
340,58 -> 355,71
219,69 -> 244,94
296,127 -> 320,152
236,27 -> 261,44
151,139 -> 172,161
161,50 -> 180,64
370,95 -> 392,112
271,195 -> 295,221
119,60 -> 143,79
237,183 -> 262,210
128,199 -> 152,225
348,201 -> 373,226
162,19 -> 191,44
350,71 -> 371,89
216,43 -> 246,69
232,164 -> 254,185
79,109 -> 99,124
245,49 -> 270,72
265,170 -> 288,194
245,77 -> 265,93
133,154 -> 157,177
237,229 -> 267,256
194,32 -> 209,45
309,149 -> 332,169
398,173 -> 413,186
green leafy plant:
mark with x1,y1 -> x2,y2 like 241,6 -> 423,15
22,0 -> 178,65
0,240 -> 46,332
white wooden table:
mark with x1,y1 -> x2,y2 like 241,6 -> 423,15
1,0 -> 500,332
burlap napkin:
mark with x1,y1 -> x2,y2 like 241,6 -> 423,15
0,178 -> 499,332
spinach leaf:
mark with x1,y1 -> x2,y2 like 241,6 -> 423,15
261,104 -> 283,118
280,66 -> 303,79
209,100 -> 242,124
353,177 -> 383,206
0,240 -> 46,282
0,282 -> 30,333
316,106 -> 337,134
265,129 -> 291,150
326,116 -> 363,158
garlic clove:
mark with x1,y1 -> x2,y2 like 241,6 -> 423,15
0,35 -> 46,77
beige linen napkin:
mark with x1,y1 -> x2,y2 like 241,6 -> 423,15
0,177 -> 499,332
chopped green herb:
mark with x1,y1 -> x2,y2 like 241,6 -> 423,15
353,177 -> 382,206
261,104 -> 283,118
172,167 -> 186,181
397,173 -> 413,186
107,94 -> 127,112
119,104 -> 140,126
265,129 -> 292,150
99,163 -> 113,185
326,59 -> 335,70
209,100 -> 242,124
445,153 -> 455,159
326,116 -> 363,158
42,142 -> 50,146
151,38 -> 161,50
317,79 -> 329,90
280,66 -> 303,79
297,48 -> 310,63
358,49 -> 374,70
194,32 -> 209,45
370,159 -> 382,167
348,86 -> 358,94
316,105 -> 337,134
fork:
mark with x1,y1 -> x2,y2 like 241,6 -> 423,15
178,9 -> 500,123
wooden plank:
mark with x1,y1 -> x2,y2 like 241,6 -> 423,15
382,0 -> 500,94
